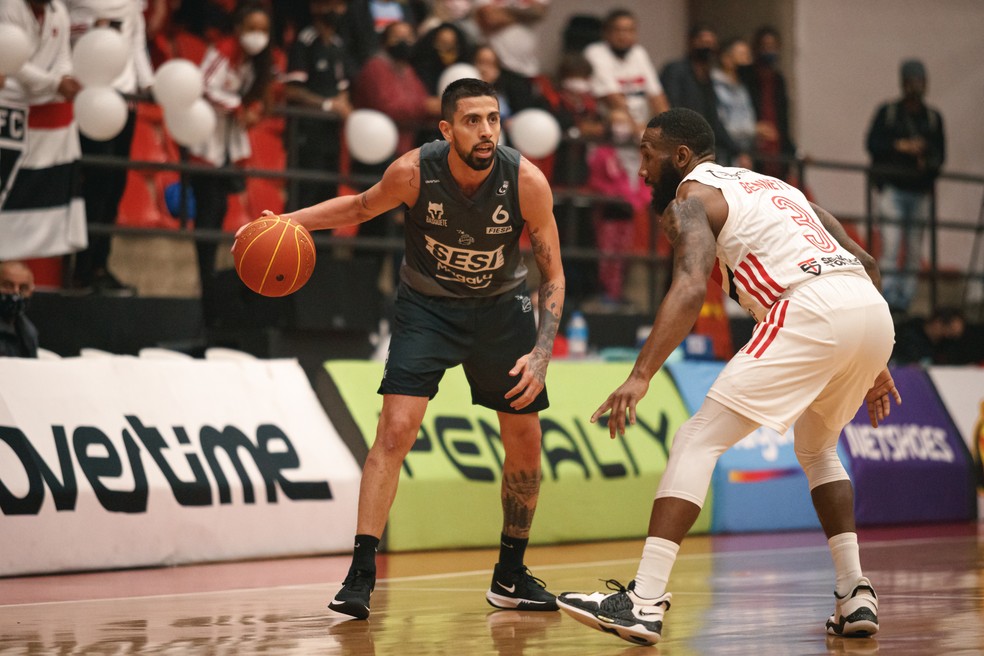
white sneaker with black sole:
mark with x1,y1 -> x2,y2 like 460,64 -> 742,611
557,579 -> 671,646
826,576 -> 878,637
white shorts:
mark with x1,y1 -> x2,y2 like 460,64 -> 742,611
707,274 -> 895,433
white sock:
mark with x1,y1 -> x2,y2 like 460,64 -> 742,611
828,532 -> 863,598
633,537 -> 679,599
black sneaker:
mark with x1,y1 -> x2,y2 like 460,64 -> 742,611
328,569 -> 375,619
486,564 -> 558,611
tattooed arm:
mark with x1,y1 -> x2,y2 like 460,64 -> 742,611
277,149 -> 421,231
504,158 -> 566,411
592,186 -> 718,437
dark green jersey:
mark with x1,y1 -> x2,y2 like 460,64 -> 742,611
400,140 -> 528,298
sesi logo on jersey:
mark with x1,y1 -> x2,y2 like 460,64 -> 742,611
424,235 -> 505,272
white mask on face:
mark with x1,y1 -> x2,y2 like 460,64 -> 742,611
562,77 -> 591,94
240,31 -> 269,56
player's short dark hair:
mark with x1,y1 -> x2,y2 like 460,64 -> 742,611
441,78 -> 498,121
647,108 -> 715,157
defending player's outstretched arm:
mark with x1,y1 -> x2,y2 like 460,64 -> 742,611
592,192 -> 717,438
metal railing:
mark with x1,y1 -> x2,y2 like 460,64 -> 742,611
80,104 -> 984,320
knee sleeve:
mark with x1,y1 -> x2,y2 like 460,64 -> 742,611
794,408 -> 850,490
656,398 -> 759,508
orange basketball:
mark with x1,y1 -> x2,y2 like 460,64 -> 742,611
233,215 -> 316,297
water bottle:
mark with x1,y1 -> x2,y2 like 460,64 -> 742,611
567,311 -> 588,358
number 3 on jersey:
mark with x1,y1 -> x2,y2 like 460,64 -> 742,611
771,196 -> 837,252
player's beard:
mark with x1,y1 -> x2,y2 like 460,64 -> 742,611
455,140 -> 496,171
650,158 -> 684,214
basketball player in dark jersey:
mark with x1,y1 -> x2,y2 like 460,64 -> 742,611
265,78 -> 566,618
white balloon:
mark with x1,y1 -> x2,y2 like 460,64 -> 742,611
0,23 -> 32,75
152,59 -> 204,111
74,86 -> 128,140
507,108 -> 562,158
437,63 -> 480,97
72,27 -> 128,87
164,98 -> 216,147
345,109 -> 399,165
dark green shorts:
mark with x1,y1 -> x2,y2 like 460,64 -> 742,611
378,284 -> 549,414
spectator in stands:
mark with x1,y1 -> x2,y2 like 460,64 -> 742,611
331,0 -> 378,66
68,0 -> 155,296
661,24 -> 749,169
865,59 -> 946,315
0,260 -> 39,358
586,107 -> 651,308
473,0 -> 548,80
892,307 -> 976,365
740,26 -> 796,180
188,1 -> 277,292
412,21 -> 472,95
535,52 -> 605,305
711,37 -> 756,166
283,0 -> 355,211
353,20 -> 440,155
583,8 -> 668,131
352,20 -> 439,290
0,0 -> 85,265
538,51 -> 605,186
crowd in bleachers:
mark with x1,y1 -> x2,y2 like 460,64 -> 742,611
1,0 -> 980,364
85,1 -> 805,308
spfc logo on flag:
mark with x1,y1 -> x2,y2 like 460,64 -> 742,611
798,258 -> 821,276
0,104 -> 28,210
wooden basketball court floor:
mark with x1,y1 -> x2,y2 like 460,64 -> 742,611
2,522 -> 981,655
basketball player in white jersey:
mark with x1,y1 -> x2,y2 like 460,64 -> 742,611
557,108 -> 901,646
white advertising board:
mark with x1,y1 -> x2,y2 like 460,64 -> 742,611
0,357 -> 361,576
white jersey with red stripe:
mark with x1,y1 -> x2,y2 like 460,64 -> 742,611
681,162 -> 868,322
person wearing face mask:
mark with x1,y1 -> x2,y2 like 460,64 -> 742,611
283,0 -> 356,212
865,58 -> 945,315
0,260 -> 39,359
583,9 -> 668,133
660,24 -> 747,169
67,0 -> 154,296
585,107 -> 651,308
186,1 -> 276,294
352,20 -> 440,157
739,26 -> 797,181
711,38 -> 756,168
351,20 -> 441,293
411,22 -> 471,96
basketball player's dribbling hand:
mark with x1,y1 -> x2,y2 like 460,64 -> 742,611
591,375 -> 650,439
231,210 -> 277,249
864,367 -> 902,428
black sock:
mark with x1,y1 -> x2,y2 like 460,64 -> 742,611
351,534 -> 380,574
498,533 -> 528,572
